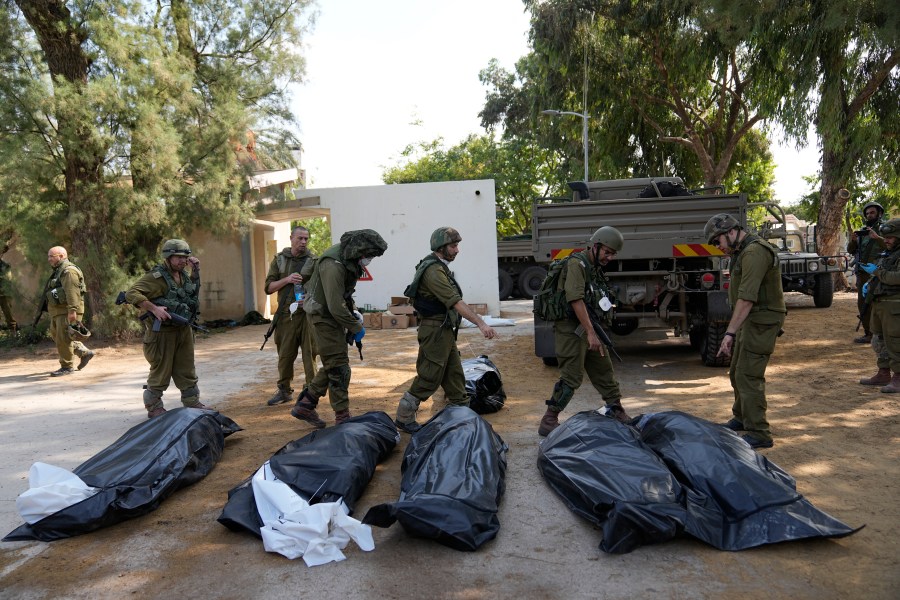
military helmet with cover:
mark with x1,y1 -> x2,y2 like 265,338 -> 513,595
161,239 -> 192,259
862,201 -> 885,217
430,226 -> 462,251
588,226 -> 624,252
339,229 -> 388,261
879,218 -> 900,237
704,213 -> 741,245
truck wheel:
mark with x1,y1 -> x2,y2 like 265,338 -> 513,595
700,322 -> 731,367
518,266 -> 548,298
813,274 -> 834,308
498,269 -> 514,300
689,325 -> 703,350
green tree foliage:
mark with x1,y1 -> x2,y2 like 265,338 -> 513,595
293,217 -> 332,256
382,134 -> 557,237
481,1 -> 777,189
0,0 -> 314,334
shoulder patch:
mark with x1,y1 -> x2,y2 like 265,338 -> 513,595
152,271 -> 163,279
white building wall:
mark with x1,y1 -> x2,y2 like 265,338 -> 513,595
295,180 -> 500,315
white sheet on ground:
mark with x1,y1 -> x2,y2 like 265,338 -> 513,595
251,461 -> 374,566
16,462 -> 100,524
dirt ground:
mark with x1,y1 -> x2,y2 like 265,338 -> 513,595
0,293 -> 897,599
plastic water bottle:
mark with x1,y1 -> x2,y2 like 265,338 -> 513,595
294,283 -> 304,304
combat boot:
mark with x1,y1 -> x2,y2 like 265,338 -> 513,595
607,403 -> 632,424
291,389 -> 326,429
880,373 -> 900,393
77,351 -> 95,371
147,406 -> 167,419
266,386 -> 293,406
394,391 -> 422,434
538,409 -> 560,437
859,368 -> 891,386
334,409 -> 351,425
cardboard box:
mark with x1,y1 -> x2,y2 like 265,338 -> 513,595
390,296 -> 410,306
469,303 -> 488,316
388,304 -> 416,315
382,314 -> 409,329
407,315 -> 417,327
364,312 -> 383,329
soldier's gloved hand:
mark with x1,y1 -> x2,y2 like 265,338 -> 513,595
862,281 -> 870,296
353,328 -> 365,343
352,310 -> 364,325
860,263 -> 877,274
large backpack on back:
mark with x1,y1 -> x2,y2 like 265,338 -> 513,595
533,256 -> 587,322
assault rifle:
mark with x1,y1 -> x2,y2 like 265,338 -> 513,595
577,302 -> 623,363
857,275 -> 878,332
139,310 -> 209,333
260,312 -> 278,351
31,296 -> 47,329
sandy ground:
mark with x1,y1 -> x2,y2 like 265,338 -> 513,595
0,294 -> 897,599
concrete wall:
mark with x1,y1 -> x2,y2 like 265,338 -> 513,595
295,180 -> 500,316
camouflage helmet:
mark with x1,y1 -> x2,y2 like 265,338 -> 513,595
863,201 -> 885,217
704,213 -> 741,245
339,229 -> 388,261
588,226 -> 624,252
879,218 -> 900,237
430,226 -> 462,251
67,321 -> 91,341
161,239 -> 191,259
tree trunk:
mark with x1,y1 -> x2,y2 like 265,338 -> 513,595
17,0 -> 109,325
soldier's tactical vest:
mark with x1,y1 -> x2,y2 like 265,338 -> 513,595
150,264 -> 199,321
558,251 -> 616,326
874,248 -> 900,297
404,254 -> 463,320
304,244 -> 358,317
46,260 -> 86,306
275,249 -> 312,312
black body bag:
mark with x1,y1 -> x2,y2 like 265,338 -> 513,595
462,355 -> 506,414
363,406 -> 508,551
218,411 -> 399,536
5,408 -> 242,542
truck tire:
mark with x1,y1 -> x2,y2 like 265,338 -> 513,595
518,266 -> 547,299
689,325 -> 703,350
700,322 -> 731,367
498,269 -> 514,300
813,273 -> 834,308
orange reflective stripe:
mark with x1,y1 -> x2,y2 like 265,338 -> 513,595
550,248 -> 583,260
672,244 -> 724,257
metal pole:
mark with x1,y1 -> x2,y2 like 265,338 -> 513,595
582,114 -> 589,184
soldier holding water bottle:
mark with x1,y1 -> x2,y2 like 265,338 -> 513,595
263,226 -> 318,406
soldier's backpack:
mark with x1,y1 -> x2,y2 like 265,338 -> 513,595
533,256 -> 587,322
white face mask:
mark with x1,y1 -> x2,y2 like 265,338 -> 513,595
359,257 -> 372,267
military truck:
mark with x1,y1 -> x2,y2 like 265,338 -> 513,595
527,177 -> 847,367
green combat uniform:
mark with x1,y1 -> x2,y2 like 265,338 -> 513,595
403,253 -> 467,407
44,258 -> 91,370
727,233 -> 787,444
867,239 -> 900,380
291,229 -> 387,427
0,256 -> 15,330
848,210 -> 886,338
265,248 -> 318,397
548,251 -> 622,415
125,260 -> 201,413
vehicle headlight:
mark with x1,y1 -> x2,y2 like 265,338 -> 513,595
807,261 -> 820,272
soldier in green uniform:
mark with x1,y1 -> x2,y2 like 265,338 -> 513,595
847,201 -> 886,343
538,226 -> 632,437
125,239 -> 206,418
705,214 -> 787,449
289,229 -> 387,428
43,246 -> 93,376
394,227 -> 498,433
857,218 -> 900,393
263,226 -> 319,406
0,242 -> 16,334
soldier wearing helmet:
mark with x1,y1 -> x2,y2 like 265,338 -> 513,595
124,238 -> 205,418
705,213 -> 786,449
848,200 -> 887,343
289,229 -> 387,428
537,226 -> 631,437
856,218 -> 900,392
262,226 -> 319,407
42,245 -> 93,376
394,227 -> 498,433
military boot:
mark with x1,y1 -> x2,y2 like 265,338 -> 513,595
607,403 -> 632,424
394,391 -> 422,434
334,409 -> 351,425
291,389 -> 326,428
859,368 -> 891,385
266,386 -> 293,406
538,409 -> 560,437
880,373 -> 900,393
